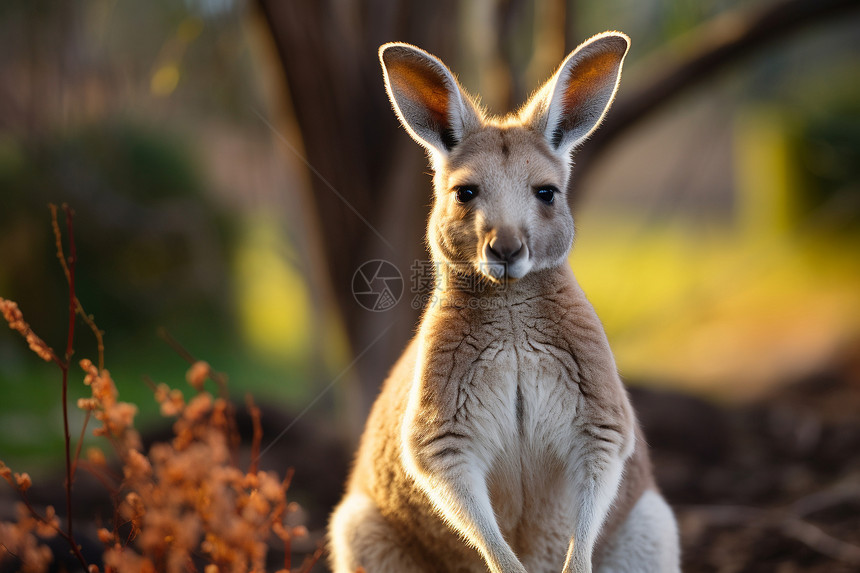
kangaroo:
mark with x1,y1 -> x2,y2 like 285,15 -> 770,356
329,32 -> 681,573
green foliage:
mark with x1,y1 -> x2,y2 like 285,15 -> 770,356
0,120 -> 231,340
801,108 -> 860,225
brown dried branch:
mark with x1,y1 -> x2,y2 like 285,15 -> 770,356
75,460 -> 120,497
157,326 -> 197,364
296,543 -> 325,573
0,298 -> 60,365
50,204 -> 105,370
0,460 -> 88,569
680,484 -> 860,567
159,327 -> 231,398
0,295 -> 87,570
781,517 -> 860,566
789,484 -> 860,517
70,411 -> 92,481
58,204 -> 78,558
246,394 -> 263,476
158,327 -> 241,457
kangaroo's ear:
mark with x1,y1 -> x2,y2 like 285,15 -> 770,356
380,43 -> 481,156
523,32 -> 629,155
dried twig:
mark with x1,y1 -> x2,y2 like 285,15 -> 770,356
790,484 -> 860,517
246,394 -> 263,476
70,411 -> 92,481
156,326 -> 197,365
157,327 -> 231,398
49,203 -> 90,570
781,517 -> 860,565
297,542 -> 325,573
679,484 -> 860,566
13,487 -> 87,570
50,204 -> 105,371
157,327 -> 241,458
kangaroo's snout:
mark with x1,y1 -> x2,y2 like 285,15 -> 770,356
486,230 -> 523,264
481,228 -> 529,281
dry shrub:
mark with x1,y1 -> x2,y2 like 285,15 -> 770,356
0,205 -> 320,573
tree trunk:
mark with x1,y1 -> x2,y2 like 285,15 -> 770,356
255,0 -> 459,428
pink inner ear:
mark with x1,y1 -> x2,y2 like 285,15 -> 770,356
387,58 -> 452,129
560,49 -> 622,129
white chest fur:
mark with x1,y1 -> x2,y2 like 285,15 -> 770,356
467,333 -> 582,539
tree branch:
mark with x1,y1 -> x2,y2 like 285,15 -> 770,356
571,0 -> 860,194
680,484 -> 860,567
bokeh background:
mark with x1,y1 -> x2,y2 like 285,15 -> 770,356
1,0 -> 859,571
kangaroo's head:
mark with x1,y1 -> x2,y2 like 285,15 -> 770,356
380,32 -> 629,285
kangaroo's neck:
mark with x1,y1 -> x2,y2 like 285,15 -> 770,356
429,261 -> 579,309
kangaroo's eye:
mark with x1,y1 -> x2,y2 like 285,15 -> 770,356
455,185 -> 479,204
535,186 -> 557,205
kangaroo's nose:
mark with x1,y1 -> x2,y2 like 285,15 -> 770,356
486,231 -> 524,264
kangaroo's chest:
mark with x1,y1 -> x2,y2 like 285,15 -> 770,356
469,323 -> 581,445
471,332 -> 581,547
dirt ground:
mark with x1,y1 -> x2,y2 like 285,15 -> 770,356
633,349 -> 860,572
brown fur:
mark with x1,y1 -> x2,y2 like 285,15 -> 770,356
345,268 -> 655,571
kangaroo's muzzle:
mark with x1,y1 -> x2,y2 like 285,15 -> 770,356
482,228 -> 530,281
